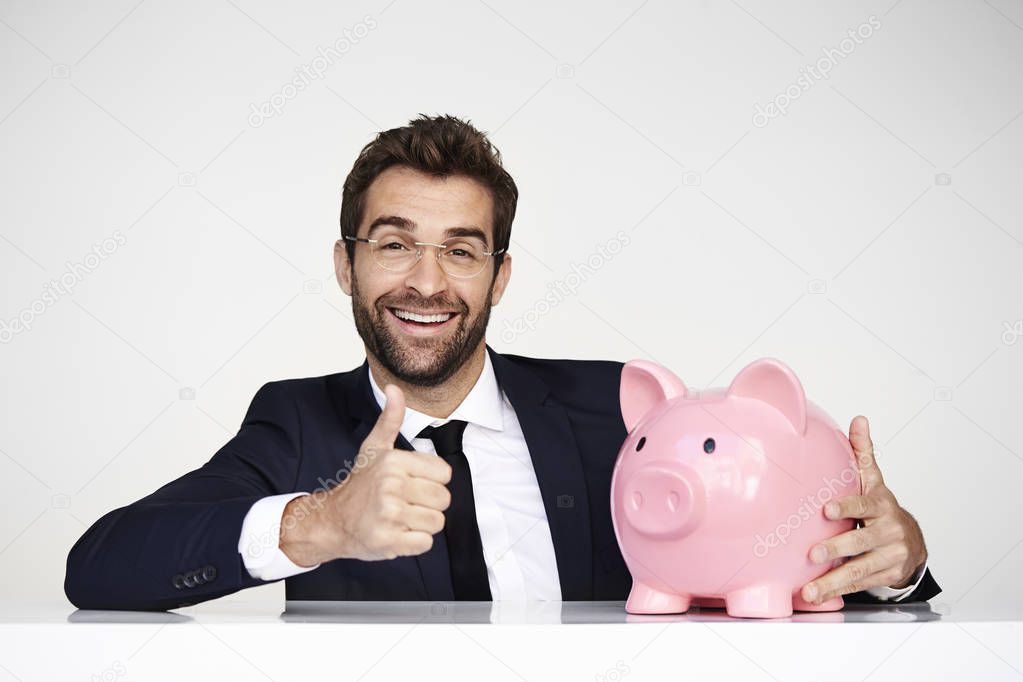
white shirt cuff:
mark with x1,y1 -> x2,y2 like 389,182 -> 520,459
863,558 -> 928,602
238,493 -> 321,581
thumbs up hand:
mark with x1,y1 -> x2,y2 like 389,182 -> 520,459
279,384 -> 453,566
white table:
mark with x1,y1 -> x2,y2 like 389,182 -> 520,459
1,599 -> 1020,681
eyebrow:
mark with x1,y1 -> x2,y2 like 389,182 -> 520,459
366,215 -> 490,244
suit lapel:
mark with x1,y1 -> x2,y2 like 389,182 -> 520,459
331,349 -> 596,601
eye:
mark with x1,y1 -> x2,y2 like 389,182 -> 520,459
635,436 -> 646,452
703,437 -> 715,454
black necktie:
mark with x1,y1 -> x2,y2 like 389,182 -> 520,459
416,420 -> 492,600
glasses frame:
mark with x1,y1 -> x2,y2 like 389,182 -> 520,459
344,234 -> 506,279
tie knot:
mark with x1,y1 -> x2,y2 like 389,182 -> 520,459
416,420 -> 468,458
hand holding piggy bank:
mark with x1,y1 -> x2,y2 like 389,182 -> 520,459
610,358 -> 861,618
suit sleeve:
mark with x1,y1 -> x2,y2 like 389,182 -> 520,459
64,381 -> 303,611
844,565 -> 943,605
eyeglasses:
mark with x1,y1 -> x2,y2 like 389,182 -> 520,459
344,232 -> 506,279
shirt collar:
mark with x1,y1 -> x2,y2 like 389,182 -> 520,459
367,350 -> 505,444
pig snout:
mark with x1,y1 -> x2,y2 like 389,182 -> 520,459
621,463 -> 705,539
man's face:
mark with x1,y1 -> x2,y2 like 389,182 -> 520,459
335,165 -> 512,386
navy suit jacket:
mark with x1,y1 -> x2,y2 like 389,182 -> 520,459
65,346 -> 942,610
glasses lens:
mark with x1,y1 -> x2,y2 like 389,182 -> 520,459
439,237 -> 488,277
371,233 -> 418,271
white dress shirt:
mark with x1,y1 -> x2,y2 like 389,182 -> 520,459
237,353 -> 928,602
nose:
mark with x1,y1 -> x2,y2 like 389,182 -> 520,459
621,463 -> 705,539
402,248 -> 448,298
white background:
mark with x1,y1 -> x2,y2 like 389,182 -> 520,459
1,0 -> 1021,632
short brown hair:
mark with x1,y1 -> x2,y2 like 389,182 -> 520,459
340,113 -> 518,274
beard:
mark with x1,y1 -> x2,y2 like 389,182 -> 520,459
350,273 -> 494,387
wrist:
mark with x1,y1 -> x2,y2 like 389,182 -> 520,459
279,495 -> 330,567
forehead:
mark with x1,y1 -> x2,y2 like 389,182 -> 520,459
361,165 -> 494,238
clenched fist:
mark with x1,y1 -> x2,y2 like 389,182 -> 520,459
279,384 -> 453,566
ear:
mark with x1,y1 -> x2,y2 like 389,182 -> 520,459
726,358 -> 807,434
620,360 -> 688,432
334,239 -> 352,296
488,253 -> 512,306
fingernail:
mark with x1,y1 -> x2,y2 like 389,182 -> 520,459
825,503 -> 838,518
811,546 -> 827,563
805,585 -> 818,601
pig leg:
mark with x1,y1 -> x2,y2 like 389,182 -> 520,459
792,592 -> 844,612
625,582 -> 692,614
724,583 -> 793,618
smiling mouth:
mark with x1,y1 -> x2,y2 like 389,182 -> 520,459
386,306 -> 459,331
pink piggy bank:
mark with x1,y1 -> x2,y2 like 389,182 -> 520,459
610,357 -> 861,618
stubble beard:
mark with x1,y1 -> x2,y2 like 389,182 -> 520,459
350,271 -> 494,387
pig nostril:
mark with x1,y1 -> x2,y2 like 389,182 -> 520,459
631,491 -> 643,509
667,491 -> 679,512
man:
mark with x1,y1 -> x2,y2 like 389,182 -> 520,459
65,114 -> 940,611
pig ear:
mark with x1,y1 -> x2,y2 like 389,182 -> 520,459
726,358 -> 807,435
620,360 -> 688,432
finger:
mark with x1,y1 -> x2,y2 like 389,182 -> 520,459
364,384 -> 406,450
849,415 -> 885,492
403,477 -> 452,511
395,450 -> 453,485
393,529 -> 434,557
803,547 -> 904,603
809,524 -> 881,564
823,493 -> 889,522
401,503 -> 446,535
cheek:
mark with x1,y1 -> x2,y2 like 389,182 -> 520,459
458,282 -> 494,311
354,267 -> 400,301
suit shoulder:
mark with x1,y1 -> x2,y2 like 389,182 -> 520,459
247,365 -> 360,405
499,352 -> 624,407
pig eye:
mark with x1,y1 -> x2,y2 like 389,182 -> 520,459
636,436 -> 646,452
703,437 -> 716,454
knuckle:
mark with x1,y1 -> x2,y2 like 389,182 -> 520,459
846,563 -> 868,584
377,497 -> 400,521
379,473 -> 404,496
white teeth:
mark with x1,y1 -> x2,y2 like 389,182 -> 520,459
393,309 -> 453,324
